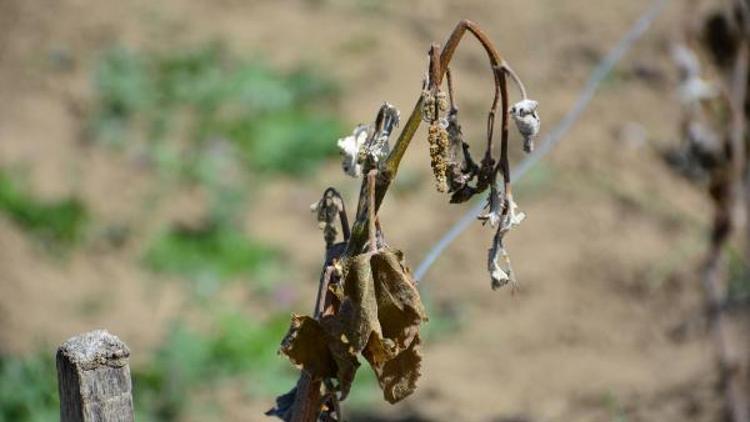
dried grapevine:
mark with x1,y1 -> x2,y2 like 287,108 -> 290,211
268,20 -> 540,422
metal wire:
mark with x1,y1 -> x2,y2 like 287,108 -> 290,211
414,0 -> 671,281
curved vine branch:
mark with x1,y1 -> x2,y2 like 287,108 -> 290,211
346,19 -> 520,256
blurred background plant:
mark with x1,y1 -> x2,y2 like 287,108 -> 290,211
88,43 -> 341,177
92,43 -> 343,290
0,352 -> 59,422
132,311 -> 297,421
0,169 -> 88,253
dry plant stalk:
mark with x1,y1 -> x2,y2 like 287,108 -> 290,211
267,20 -> 539,421
671,2 -> 750,420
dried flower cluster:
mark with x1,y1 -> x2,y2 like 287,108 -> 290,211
421,83 -> 450,192
427,124 -> 450,192
270,20 -> 540,421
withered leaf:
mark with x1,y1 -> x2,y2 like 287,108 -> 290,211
370,250 -> 427,344
279,314 -> 361,400
319,314 -> 360,400
363,248 -> 427,403
366,334 -> 423,404
279,315 -> 337,379
277,247 -> 428,407
340,253 -> 381,354
265,386 -> 297,421
450,184 -> 478,203
357,248 -> 426,368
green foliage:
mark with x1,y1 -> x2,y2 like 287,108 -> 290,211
601,391 -> 629,422
90,47 -> 153,146
144,222 -> 276,282
0,353 -> 58,422
89,44 -> 342,287
0,170 -> 88,249
89,44 -> 342,177
242,112 -> 340,175
212,312 -> 299,395
134,325 -> 212,421
134,312 -> 295,421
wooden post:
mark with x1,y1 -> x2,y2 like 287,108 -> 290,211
56,330 -> 134,422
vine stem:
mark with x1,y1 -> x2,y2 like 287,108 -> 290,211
495,66 -> 511,208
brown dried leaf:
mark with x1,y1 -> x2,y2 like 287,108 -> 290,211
265,386 -> 296,421
278,248 -> 427,406
340,253 -> 381,353
365,248 -> 427,402
279,315 -> 337,380
319,314 -> 360,400
366,334 -> 423,404
279,314 -> 361,400
371,249 -> 427,341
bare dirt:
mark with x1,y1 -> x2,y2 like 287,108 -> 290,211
0,0 -> 741,420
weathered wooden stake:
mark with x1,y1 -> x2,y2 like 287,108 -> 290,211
56,330 -> 134,422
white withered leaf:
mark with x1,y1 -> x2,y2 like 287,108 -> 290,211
510,99 -> 540,153
337,125 -> 369,177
